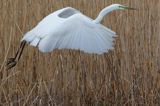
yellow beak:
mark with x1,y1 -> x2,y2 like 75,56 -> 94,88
120,6 -> 137,10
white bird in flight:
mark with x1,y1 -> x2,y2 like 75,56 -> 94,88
6,4 -> 136,69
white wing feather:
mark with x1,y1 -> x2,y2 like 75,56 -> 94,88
22,10 -> 116,54
38,14 -> 116,54
57,24 -> 115,54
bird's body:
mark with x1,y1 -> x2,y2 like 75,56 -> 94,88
22,7 -> 116,54
6,4 -> 136,69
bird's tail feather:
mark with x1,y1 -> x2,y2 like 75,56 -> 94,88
30,38 -> 41,47
21,32 -> 41,47
21,32 -> 35,42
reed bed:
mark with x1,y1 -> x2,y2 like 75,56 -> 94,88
0,0 -> 160,105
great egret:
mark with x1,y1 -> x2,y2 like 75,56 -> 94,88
6,4 -> 136,69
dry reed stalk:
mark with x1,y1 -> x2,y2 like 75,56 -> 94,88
0,0 -> 160,105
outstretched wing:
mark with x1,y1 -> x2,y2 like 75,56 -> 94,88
38,14 -> 116,54
57,24 -> 116,54
21,7 -> 80,45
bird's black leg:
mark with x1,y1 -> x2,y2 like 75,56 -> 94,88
17,41 -> 26,61
6,41 -> 26,70
6,43 -> 22,66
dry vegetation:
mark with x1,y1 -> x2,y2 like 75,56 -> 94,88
0,0 -> 160,106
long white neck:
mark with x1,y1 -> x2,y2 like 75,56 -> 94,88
94,5 -> 118,24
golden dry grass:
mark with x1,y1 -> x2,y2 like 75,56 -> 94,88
0,0 -> 160,105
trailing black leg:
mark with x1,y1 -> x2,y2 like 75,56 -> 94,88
17,41 -> 26,61
6,41 -> 26,70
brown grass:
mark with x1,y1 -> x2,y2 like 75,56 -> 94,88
0,0 -> 160,105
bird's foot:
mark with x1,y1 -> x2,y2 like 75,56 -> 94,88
6,58 -> 15,65
5,58 -> 17,70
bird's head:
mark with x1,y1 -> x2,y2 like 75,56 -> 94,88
94,4 -> 137,23
112,4 -> 136,10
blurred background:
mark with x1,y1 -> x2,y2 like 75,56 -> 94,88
0,0 -> 160,105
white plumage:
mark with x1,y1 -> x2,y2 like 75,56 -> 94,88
6,4 -> 136,70
21,4 -> 135,54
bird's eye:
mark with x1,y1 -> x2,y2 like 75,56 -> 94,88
118,6 -> 124,9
